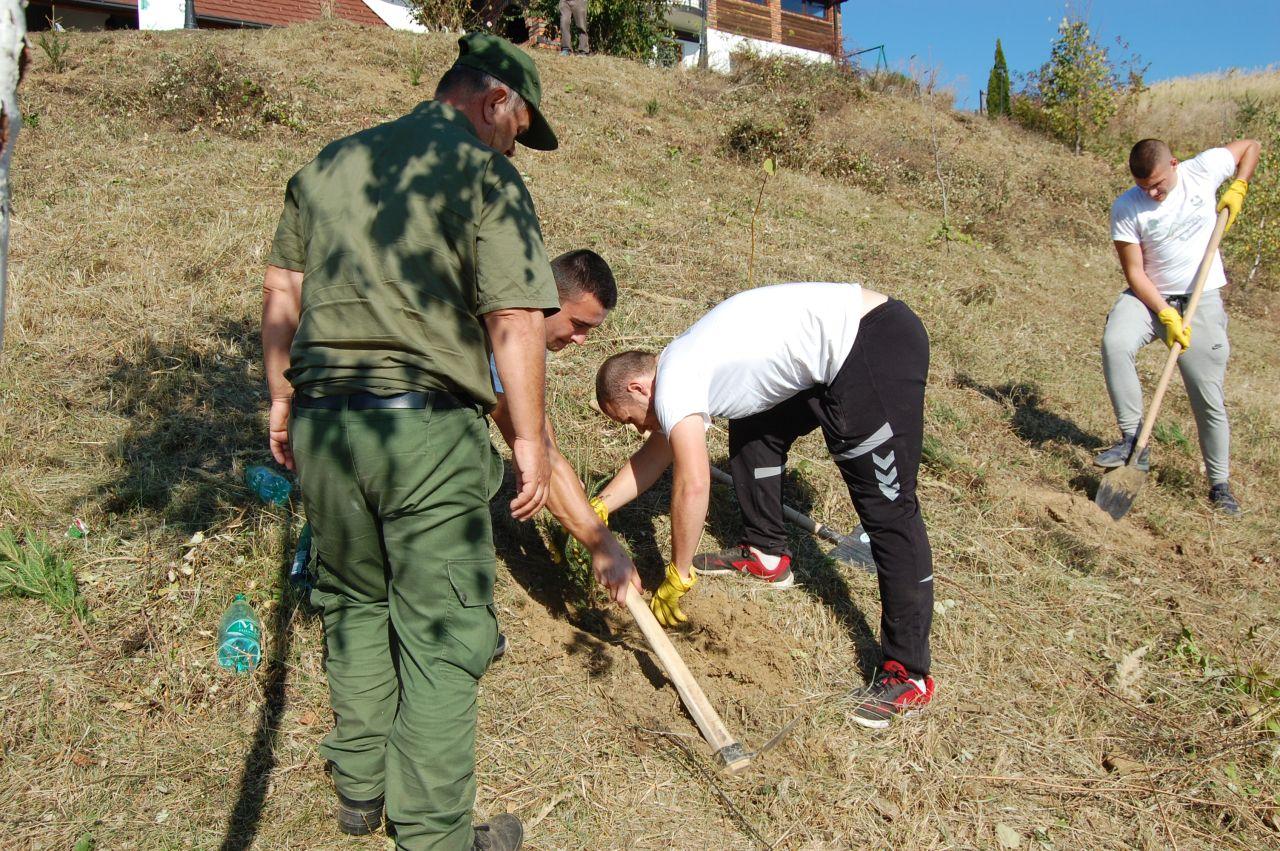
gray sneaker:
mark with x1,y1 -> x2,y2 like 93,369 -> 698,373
474,814 -> 523,850
1094,434 -> 1149,471
1209,483 -> 1242,517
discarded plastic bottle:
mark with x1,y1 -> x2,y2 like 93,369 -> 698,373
244,465 -> 292,506
216,594 -> 263,674
289,522 -> 314,595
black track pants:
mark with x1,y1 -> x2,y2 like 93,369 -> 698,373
727,299 -> 934,676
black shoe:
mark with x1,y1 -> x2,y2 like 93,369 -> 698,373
473,813 -> 523,850
1209,483 -> 1242,517
336,791 -> 383,836
492,632 -> 508,662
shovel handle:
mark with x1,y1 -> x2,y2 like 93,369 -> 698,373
1131,208 -> 1229,457
624,586 -> 750,773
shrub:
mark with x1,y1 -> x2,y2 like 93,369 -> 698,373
528,0 -> 674,61
149,47 -> 304,137
407,0 -> 480,32
35,22 -> 72,74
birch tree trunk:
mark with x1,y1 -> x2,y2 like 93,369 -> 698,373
0,0 -> 25,356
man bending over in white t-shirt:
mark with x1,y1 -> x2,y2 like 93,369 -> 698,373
1095,138 -> 1260,516
592,283 -> 935,728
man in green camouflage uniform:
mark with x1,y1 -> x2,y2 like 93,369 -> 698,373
260,33 -> 560,851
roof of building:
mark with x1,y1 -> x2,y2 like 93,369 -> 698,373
188,1 -> 385,28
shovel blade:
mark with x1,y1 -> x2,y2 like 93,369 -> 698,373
1095,464 -> 1148,520
829,527 -> 877,574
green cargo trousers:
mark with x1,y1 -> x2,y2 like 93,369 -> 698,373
290,399 -> 501,850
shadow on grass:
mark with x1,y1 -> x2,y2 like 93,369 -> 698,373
219,519 -> 311,851
100,316 -> 265,530
705,463 -> 880,679
490,464 -> 669,623
955,374 -> 1104,451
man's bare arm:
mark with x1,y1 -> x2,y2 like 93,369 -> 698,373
1224,138 -> 1261,182
485,308 -> 551,520
262,264 -> 303,470
597,430 -> 675,513
666,416 -> 711,580
1114,241 -> 1170,315
490,404 -> 640,603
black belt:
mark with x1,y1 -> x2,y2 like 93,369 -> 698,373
293,391 -> 469,411
1167,295 -> 1190,315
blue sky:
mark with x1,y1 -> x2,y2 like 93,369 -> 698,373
840,1 -> 1280,110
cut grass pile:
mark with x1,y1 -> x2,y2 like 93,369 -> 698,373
2,21 -> 1278,850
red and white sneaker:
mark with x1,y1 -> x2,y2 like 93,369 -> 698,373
693,545 -> 794,588
851,660 -> 934,729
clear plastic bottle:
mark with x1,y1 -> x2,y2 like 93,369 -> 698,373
216,594 -> 263,674
244,465 -> 292,506
289,522 -> 314,594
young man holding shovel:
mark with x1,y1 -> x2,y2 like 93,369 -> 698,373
487,249 -> 641,608
592,282 -> 936,729
1095,137 -> 1261,516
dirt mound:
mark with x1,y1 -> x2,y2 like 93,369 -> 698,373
500,577 -> 805,753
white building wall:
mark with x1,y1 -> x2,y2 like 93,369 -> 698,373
360,0 -> 427,31
684,27 -> 833,72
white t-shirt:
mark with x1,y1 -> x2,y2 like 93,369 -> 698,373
1110,147 -> 1236,295
653,282 -> 864,435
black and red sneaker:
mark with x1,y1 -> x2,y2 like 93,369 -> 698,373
851,660 -> 934,729
693,545 -> 794,588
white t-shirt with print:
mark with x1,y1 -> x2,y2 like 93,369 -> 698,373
1110,147 -> 1236,295
653,282 -> 864,435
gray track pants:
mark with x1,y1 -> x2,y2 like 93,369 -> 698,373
1101,289 -> 1231,484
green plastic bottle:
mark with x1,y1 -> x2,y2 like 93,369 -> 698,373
216,594 -> 262,674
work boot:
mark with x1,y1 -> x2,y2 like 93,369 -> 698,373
473,813 -> 523,850
1209,483 -> 1242,517
850,660 -> 934,729
1093,434 -> 1149,471
693,544 -> 794,588
492,632 -> 508,662
335,791 -> 383,836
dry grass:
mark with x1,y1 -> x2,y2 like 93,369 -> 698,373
1115,67 -> 1280,153
2,22 -> 1278,850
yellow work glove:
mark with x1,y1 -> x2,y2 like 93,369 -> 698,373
1217,178 -> 1248,233
650,563 -> 697,628
1157,307 -> 1191,351
589,496 -> 609,525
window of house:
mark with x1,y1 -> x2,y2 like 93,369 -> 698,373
781,0 -> 828,18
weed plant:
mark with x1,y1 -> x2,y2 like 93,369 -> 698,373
0,531 -> 88,622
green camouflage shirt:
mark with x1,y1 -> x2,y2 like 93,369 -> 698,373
267,100 -> 558,410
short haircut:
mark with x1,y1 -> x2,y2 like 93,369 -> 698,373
435,64 -> 526,111
551,249 -> 618,310
1129,139 -> 1171,179
595,350 -> 656,412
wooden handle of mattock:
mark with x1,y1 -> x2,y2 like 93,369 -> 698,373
1132,208 -> 1230,456
624,585 -> 752,774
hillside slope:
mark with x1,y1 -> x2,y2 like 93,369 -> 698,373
2,23 -> 1278,849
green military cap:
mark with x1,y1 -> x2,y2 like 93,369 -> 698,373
454,31 -> 558,151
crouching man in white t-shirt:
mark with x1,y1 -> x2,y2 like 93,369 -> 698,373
1096,138 -> 1260,516
592,283 -> 935,728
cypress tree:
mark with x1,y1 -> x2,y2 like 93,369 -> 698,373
987,39 -> 1011,117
